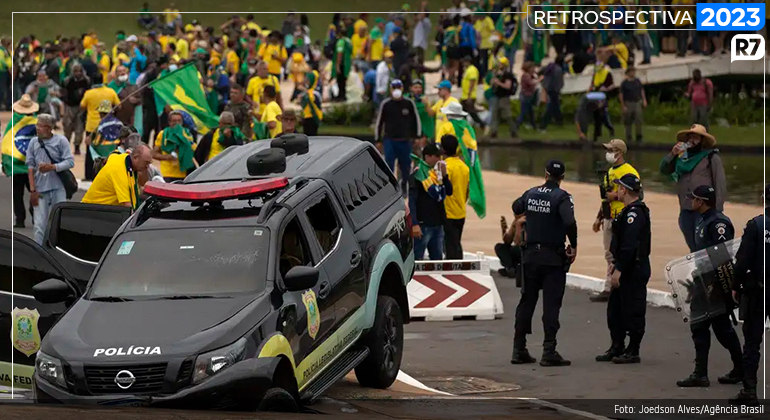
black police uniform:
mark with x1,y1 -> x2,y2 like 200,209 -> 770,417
730,207 -> 768,402
600,197 -> 651,363
510,164 -> 577,366
678,207 -> 743,386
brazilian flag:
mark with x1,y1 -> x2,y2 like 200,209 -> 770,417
150,63 -> 219,135
1,113 -> 37,175
449,119 -> 486,219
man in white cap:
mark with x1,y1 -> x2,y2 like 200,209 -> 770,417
590,138 -> 639,302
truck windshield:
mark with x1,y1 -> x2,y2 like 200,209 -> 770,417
89,227 -> 269,299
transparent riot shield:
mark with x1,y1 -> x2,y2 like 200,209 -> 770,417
665,239 -> 741,324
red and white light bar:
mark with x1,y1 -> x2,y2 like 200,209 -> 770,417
144,178 -> 289,201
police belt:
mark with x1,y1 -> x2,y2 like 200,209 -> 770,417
527,243 -> 564,251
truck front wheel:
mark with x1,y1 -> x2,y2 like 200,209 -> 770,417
354,295 -> 403,388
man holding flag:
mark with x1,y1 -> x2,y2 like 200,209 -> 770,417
435,100 -> 486,220
152,110 -> 196,182
2,95 -> 38,228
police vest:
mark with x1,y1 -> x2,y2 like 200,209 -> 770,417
611,201 -> 651,264
746,213 -> 767,289
523,183 -> 570,247
694,210 -> 732,251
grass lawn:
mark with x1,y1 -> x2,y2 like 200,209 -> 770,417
319,123 -> 765,147
5,1 -> 414,45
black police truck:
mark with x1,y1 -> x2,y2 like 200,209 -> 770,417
0,135 -> 414,410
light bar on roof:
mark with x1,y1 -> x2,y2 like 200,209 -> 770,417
144,178 -> 289,201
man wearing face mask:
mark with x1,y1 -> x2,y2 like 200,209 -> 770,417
598,173 -> 650,364
590,139 -> 639,303
108,65 -> 140,127
660,124 -> 726,252
374,79 -> 421,196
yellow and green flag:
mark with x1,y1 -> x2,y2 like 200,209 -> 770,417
150,63 -> 219,134
1,113 -> 37,176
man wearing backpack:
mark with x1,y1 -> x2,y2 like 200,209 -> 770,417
486,57 -> 517,139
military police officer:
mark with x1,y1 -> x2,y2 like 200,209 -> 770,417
729,185 -> 768,405
510,160 -> 577,367
595,174 -> 650,364
677,185 -> 744,387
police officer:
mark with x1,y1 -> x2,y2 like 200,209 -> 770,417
729,185 -> 768,405
510,160 -> 577,367
595,174 -> 650,364
677,185 -> 743,387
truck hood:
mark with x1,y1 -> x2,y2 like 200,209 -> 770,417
42,294 -> 270,362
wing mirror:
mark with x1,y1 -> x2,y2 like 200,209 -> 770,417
32,278 -> 73,304
283,266 -> 319,292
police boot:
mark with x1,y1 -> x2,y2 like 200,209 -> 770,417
729,387 -> 759,406
511,334 -> 536,364
676,371 -> 710,388
595,343 -> 625,362
717,367 -> 743,385
540,341 -> 571,367
612,343 -> 641,364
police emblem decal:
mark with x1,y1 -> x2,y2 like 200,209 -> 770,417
302,290 -> 321,340
12,307 -> 41,357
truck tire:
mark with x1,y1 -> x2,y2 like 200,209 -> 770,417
354,295 -> 403,388
258,387 -> 299,412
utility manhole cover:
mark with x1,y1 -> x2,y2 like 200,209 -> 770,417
420,376 -> 520,395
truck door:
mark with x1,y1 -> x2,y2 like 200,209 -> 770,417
0,230 -> 80,389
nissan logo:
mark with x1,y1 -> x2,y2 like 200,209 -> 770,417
114,370 -> 136,390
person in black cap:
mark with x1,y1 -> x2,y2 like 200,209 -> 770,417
510,159 -> 577,367
677,184 -> 743,387
729,184 -> 769,405
596,173 -> 651,364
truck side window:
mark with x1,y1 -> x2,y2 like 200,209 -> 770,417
0,238 -> 64,296
279,217 -> 312,279
305,195 -> 341,256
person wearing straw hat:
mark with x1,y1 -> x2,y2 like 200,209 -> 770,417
659,123 -> 726,252
2,94 -> 39,228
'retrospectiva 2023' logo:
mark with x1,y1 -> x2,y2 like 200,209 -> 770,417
731,34 -> 765,62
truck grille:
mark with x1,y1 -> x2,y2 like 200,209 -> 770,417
175,359 -> 194,388
84,363 -> 167,394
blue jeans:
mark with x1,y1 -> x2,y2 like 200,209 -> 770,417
636,33 -> 652,63
414,224 -> 444,261
516,94 -> 537,129
541,90 -> 562,128
678,209 -> 701,252
383,138 -> 412,194
33,188 -> 67,245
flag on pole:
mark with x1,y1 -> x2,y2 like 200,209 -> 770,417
1,113 -> 37,175
150,63 -> 219,134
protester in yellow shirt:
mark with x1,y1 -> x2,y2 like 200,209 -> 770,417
258,31 -> 288,78
368,18 -> 385,63
459,56 -> 485,128
82,145 -> 152,208
260,85 -> 282,138
152,111 -> 196,181
246,61 -> 282,118
474,14 -> 495,75
163,4 -> 181,29
354,14 -> 369,34
224,39 -> 240,76
439,134 -> 470,260
80,77 -> 120,134
351,25 -> 368,61
424,80 -> 459,142
175,32 -> 190,60
95,42 -> 111,83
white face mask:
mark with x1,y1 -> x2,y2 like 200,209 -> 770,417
605,152 -> 617,164
118,74 -> 128,82
392,89 -> 403,99
169,64 -> 178,72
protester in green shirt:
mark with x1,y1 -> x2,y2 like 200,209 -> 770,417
331,26 -> 353,102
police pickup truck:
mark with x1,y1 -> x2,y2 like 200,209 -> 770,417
0,134 -> 414,410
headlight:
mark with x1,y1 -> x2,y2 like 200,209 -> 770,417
192,337 -> 247,385
36,352 -> 66,389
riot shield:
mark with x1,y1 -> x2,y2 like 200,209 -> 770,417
665,239 -> 741,325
